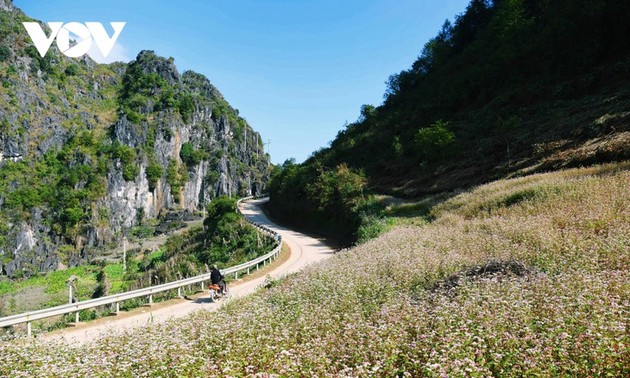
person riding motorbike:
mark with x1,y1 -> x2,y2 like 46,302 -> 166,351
210,264 -> 227,295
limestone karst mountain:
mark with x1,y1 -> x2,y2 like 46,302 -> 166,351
0,0 -> 270,277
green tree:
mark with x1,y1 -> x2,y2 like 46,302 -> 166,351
63,206 -> 84,227
306,163 -> 366,216
204,196 -> 236,229
92,269 -> 111,298
178,94 -> 195,122
145,163 -> 163,190
166,158 -> 187,201
0,46 -> 11,62
123,164 -> 139,181
415,120 -> 456,163
180,142 -> 207,167
392,136 -> 404,158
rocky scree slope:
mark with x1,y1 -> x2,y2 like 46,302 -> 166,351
0,0 -> 270,277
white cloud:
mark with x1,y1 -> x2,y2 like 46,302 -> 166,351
88,41 -> 130,64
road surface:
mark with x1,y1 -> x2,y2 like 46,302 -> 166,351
45,198 -> 334,344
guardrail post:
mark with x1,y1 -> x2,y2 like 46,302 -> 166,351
201,281 -> 205,291
27,321 -> 31,337
247,267 -> 250,275
148,294 -> 153,306
115,302 -> 120,315
177,287 -> 182,298
75,312 -> 79,324
234,272 -> 238,280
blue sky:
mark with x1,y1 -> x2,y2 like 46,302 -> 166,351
15,0 -> 470,164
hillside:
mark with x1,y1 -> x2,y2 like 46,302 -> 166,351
2,162 -> 627,376
0,0 -> 270,278
268,0 -> 630,244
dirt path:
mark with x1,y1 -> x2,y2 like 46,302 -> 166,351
45,198 -> 335,345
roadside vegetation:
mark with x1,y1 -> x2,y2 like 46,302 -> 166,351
2,162 -> 627,376
130,196 -> 275,289
0,196 -> 274,330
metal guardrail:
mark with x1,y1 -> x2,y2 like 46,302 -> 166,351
0,196 -> 281,337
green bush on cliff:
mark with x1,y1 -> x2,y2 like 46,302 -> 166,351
111,142 -> 138,181
146,162 -> 163,190
180,142 -> 207,167
0,45 -> 11,62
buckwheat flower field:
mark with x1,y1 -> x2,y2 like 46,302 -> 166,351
1,163 -> 628,377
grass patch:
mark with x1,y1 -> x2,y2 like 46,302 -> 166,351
0,261 -> 143,315
0,280 -> 14,296
0,266 -> 96,297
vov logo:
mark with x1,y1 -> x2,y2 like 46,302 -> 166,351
22,22 -> 126,58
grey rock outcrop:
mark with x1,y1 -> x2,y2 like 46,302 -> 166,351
0,2 -> 270,278
0,0 -> 14,12
103,52 -> 269,235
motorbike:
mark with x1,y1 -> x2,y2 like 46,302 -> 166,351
208,281 -> 228,301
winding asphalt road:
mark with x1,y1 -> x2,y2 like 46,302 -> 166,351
46,198 -> 334,344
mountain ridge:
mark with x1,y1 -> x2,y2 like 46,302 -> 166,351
0,0 -> 270,277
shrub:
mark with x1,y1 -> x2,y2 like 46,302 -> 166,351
63,206 -> 84,226
126,110 -> 143,124
205,171 -> 219,185
204,196 -> 236,226
130,225 -> 155,239
180,142 -> 207,167
356,215 -> 389,244
158,89 -> 176,110
415,119 -> 456,163
0,45 -> 11,61
178,94 -> 194,122
145,163 -> 163,190
166,158 -> 184,199
123,164 -> 139,181
111,143 -> 138,181
64,64 -> 79,76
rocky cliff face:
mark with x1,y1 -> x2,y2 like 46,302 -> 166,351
103,52 -> 268,234
0,1 -> 270,277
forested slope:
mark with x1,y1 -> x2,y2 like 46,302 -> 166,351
269,0 -> 630,244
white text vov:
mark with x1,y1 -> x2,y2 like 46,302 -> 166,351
22,22 -> 126,58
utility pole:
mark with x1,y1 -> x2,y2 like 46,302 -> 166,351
66,275 -> 78,304
122,235 -> 127,272
265,139 -> 271,167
